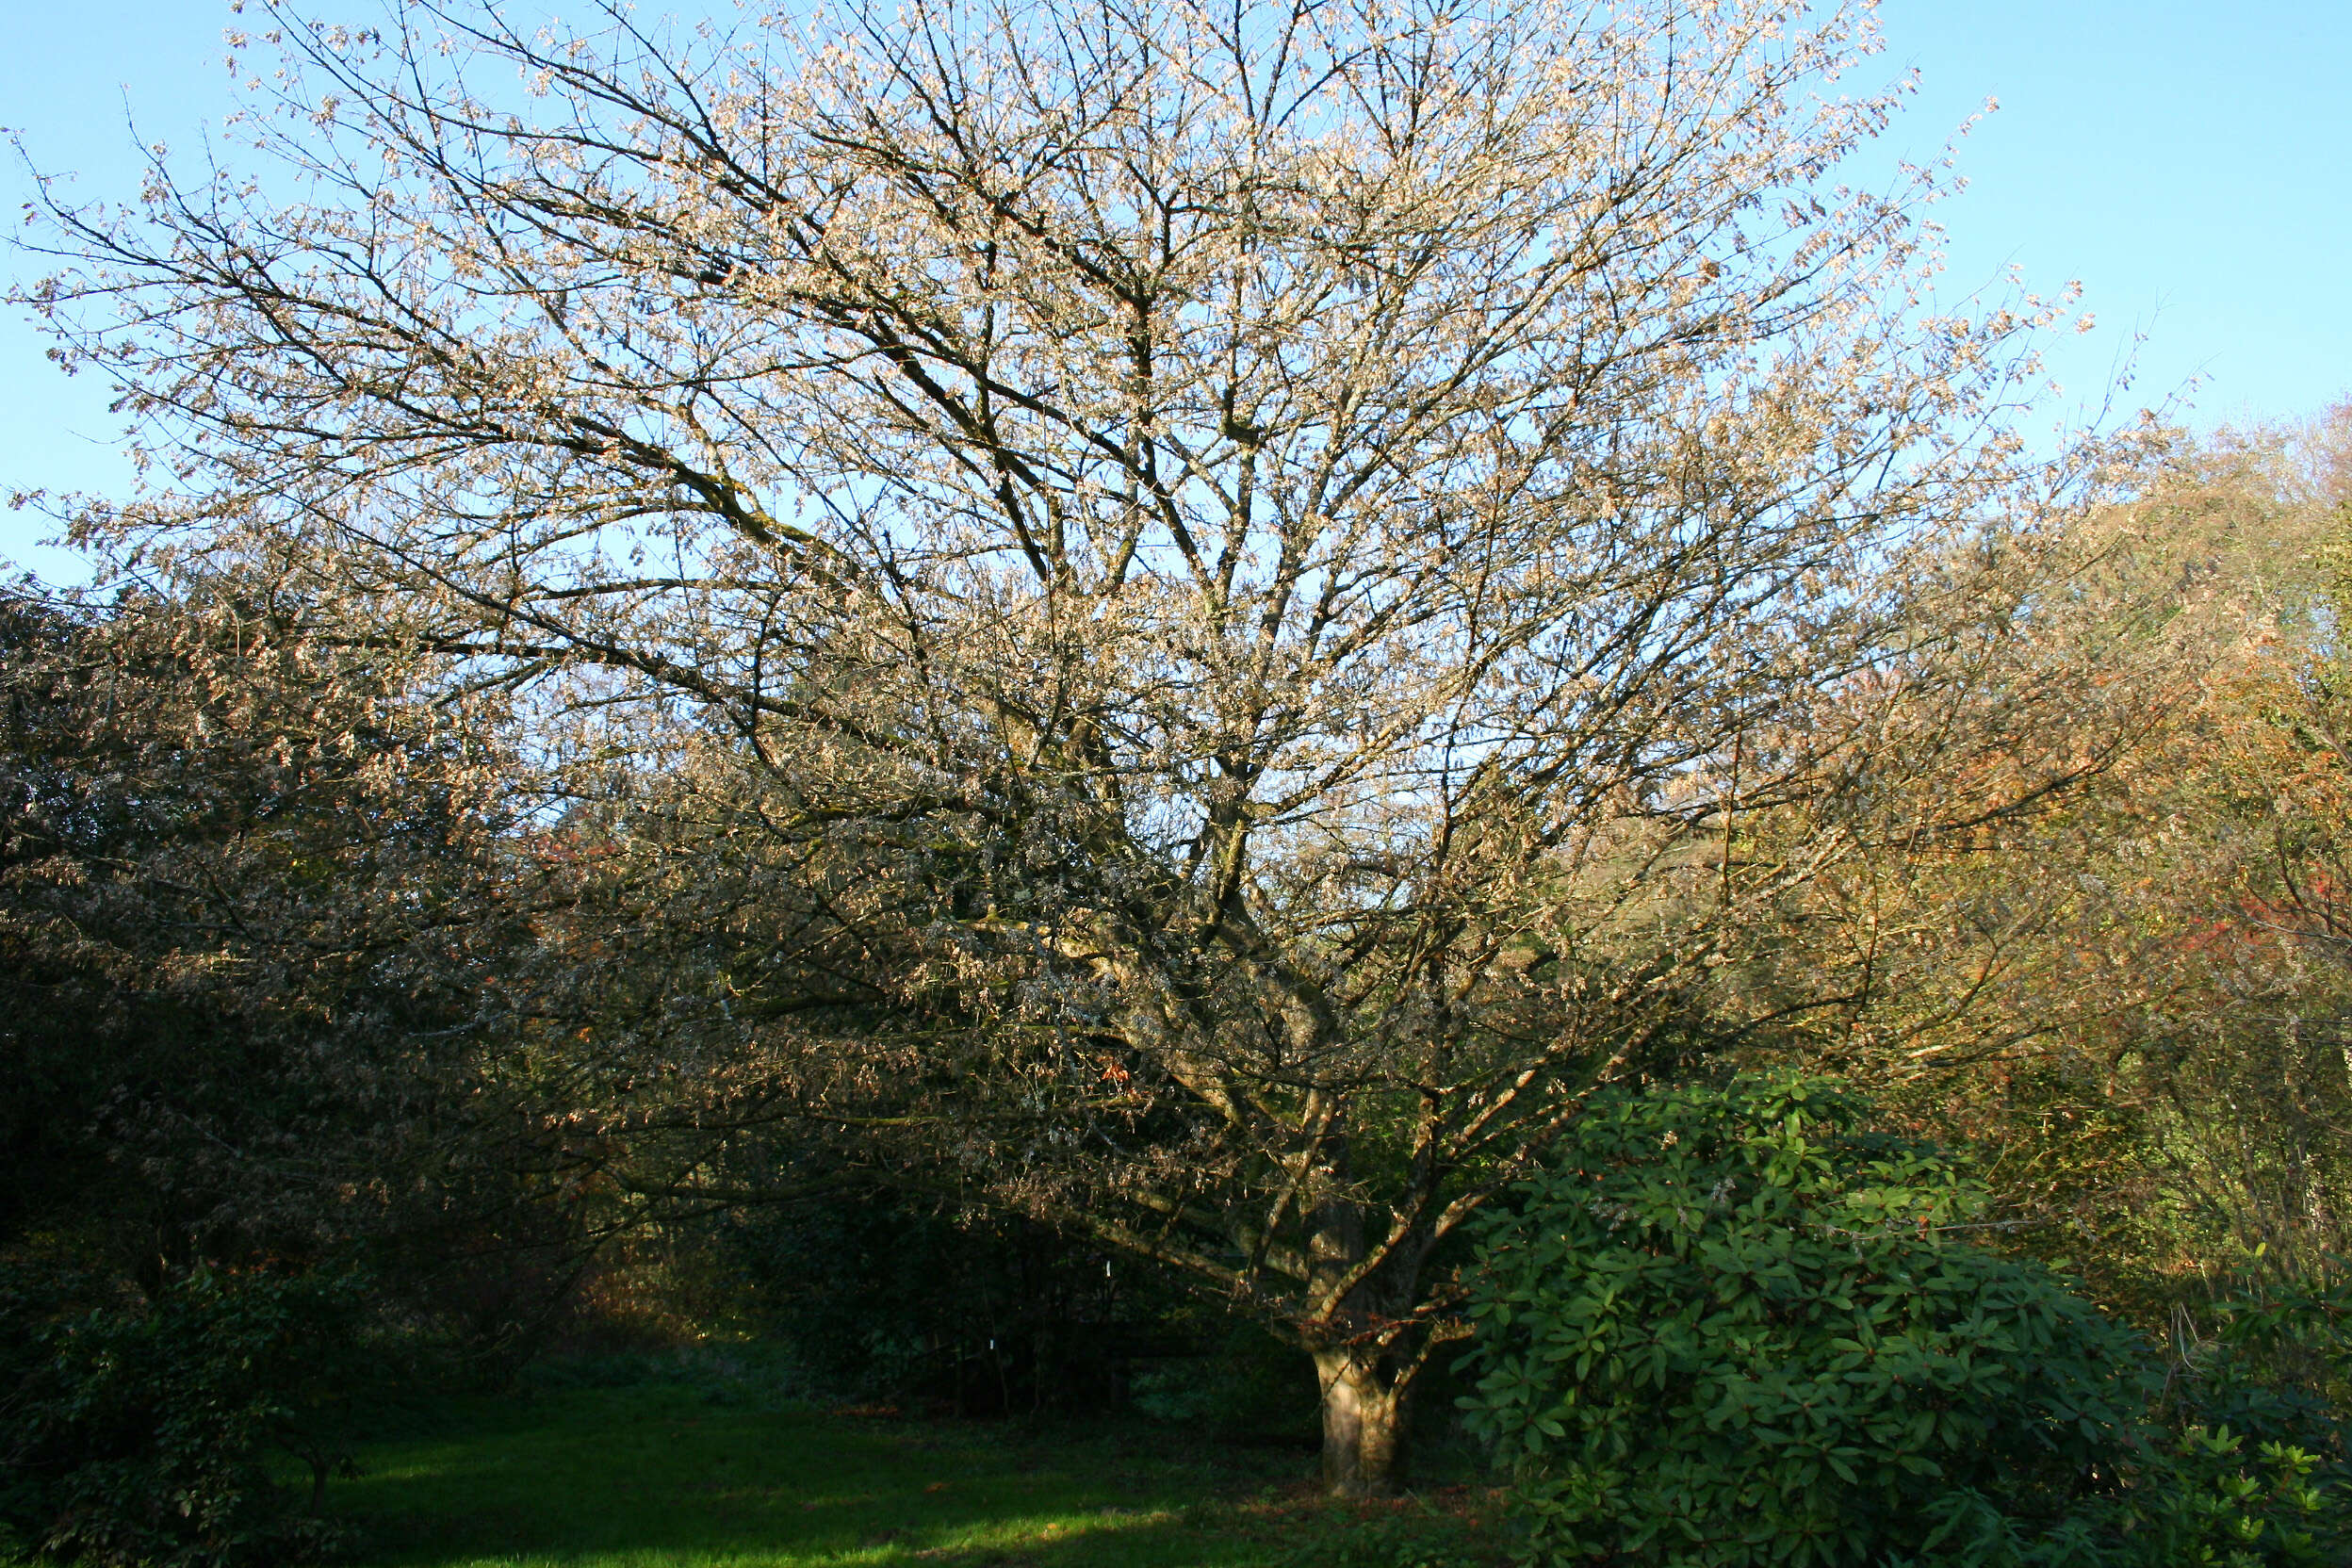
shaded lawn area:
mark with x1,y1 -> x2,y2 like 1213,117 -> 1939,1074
333,1386 -> 1500,1568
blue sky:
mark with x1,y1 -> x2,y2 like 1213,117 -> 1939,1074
3,0 -> 2346,581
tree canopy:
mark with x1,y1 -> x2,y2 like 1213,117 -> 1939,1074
14,0 -> 2182,1493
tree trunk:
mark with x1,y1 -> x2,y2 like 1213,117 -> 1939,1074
1314,1345 -> 1403,1498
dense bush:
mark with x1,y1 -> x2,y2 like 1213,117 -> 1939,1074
2121,1424 -> 2342,1567
1459,1073 -> 2352,1565
2166,1272 -> 2352,1468
0,1262 -> 369,1568
1461,1074 -> 2163,1565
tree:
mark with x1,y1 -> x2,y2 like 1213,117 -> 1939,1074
1726,406 -> 2352,1311
0,580 -> 604,1359
18,0 -> 2125,1492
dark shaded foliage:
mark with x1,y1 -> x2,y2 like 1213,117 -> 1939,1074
0,587 -> 605,1363
719,1183 -> 1275,1419
0,1261 -> 371,1568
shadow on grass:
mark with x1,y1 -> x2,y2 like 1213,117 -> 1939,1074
331,1385 -> 1366,1568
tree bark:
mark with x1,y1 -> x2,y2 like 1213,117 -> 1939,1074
1314,1345 -> 1403,1498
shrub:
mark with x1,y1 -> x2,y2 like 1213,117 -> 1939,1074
2121,1425 -> 2342,1568
1459,1073 -> 2156,1566
0,1262 -> 368,1568
2165,1271 -> 2352,1474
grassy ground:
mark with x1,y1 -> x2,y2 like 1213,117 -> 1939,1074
330,1384 -> 1503,1568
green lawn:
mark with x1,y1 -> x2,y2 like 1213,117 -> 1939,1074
331,1386 -> 1499,1568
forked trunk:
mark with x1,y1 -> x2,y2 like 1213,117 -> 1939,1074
1314,1346 -> 1403,1497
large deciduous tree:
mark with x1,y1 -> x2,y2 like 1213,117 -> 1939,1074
19,0 -> 2127,1490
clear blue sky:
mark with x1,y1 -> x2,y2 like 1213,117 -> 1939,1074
3,0 -> 2347,581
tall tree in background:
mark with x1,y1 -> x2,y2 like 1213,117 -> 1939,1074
18,0 -> 2132,1490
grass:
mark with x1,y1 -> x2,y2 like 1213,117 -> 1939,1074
329,1383 -> 1503,1568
